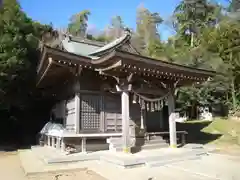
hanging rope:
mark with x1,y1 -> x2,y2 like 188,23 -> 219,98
132,90 -> 170,102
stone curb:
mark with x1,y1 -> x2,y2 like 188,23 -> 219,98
166,164 -> 221,180
207,152 -> 240,160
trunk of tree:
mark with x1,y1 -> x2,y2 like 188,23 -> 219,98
190,32 -> 194,47
231,77 -> 237,111
230,52 -> 237,111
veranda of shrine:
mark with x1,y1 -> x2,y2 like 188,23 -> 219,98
36,30 -> 215,153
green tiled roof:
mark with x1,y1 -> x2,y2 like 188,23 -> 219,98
62,30 -> 130,59
62,38 -> 100,57
88,32 -> 130,56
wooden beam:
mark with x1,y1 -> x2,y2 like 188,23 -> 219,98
127,73 -> 134,82
52,60 -> 70,68
75,65 -> 82,76
74,74 -> 81,134
117,50 -> 216,77
75,90 -> 80,133
37,57 -> 53,86
37,48 -> 47,74
99,71 -> 120,84
121,90 -> 130,153
168,91 -> 177,148
95,60 -> 122,72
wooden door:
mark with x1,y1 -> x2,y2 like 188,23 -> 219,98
104,94 -> 122,132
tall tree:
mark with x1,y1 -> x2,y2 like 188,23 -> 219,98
68,10 -> 91,37
229,0 -> 240,20
201,19 -> 240,110
230,0 -> 240,12
172,0 -> 222,47
135,4 -> 163,54
106,15 -> 125,39
0,0 -> 53,108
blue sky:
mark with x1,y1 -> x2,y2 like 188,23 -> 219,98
19,0 -> 229,40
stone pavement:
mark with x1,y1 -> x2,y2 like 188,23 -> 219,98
29,146 -> 208,167
166,154 -> 240,180
18,148 -> 240,180
82,155 -> 240,180
0,152 -> 27,180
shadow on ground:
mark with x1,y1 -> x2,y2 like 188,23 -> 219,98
177,121 -> 222,145
0,135 -> 38,152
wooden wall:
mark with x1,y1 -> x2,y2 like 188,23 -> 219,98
53,70 -> 141,135
60,92 -> 140,135
65,98 -> 76,132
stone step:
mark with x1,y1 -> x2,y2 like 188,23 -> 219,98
109,138 -> 166,145
110,140 -> 167,147
141,143 -> 169,150
99,154 -> 145,168
109,146 -> 122,152
145,138 -> 166,145
106,138 -> 121,143
146,150 -> 208,168
107,138 -> 134,144
110,142 -> 169,152
147,155 -> 202,167
148,135 -> 164,139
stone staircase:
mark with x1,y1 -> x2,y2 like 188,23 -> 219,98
107,135 -> 169,152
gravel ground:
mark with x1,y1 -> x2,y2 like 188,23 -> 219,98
0,152 -> 106,180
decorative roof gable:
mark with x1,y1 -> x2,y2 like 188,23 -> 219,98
61,29 -> 140,57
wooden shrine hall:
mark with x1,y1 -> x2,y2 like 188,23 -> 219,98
37,30 -> 215,153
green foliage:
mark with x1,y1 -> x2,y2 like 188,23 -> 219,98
0,0 -> 53,109
67,10 -> 91,36
87,33 -> 110,42
94,34 -> 111,42
1,0 -> 239,117
135,5 -> 163,54
102,15 -> 126,41
142,0 -> 240,114
172,0 -> 222,47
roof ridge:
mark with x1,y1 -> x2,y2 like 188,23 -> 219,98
88,30 -> 132,56
68,36 -> 106,47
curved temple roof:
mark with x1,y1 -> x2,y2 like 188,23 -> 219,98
61,30 -> 131,58
37,30 -> 216,88
88,31 -> 131,56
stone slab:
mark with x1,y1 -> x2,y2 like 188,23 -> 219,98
28,146 -> 209,170
19,149 -> 94,176
31,146 -> 103,164
19,150 -> 220,180
100,154 -> 145,168
166,155 -> 240,180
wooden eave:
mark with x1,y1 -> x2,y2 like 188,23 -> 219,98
92,50 -> 216,82
37,45 -> 216,88
37,45 -> 93,87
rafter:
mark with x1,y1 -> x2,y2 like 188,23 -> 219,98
37,57 -> 53,86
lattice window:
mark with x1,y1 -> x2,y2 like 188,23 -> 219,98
80,94 -> 101,130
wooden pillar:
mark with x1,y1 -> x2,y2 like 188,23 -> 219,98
121,90 -> 130,153
168,91 -> 177,148
181,133 -> 186,145
74,80 -> 81,133
47,135 -> 51,146
81,137 -> 86,153
61,138 -> 66,152
160,110 -> 163,130
140,108 -> 144,129
51,136 -> 55,148
56,137 -> 61,149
